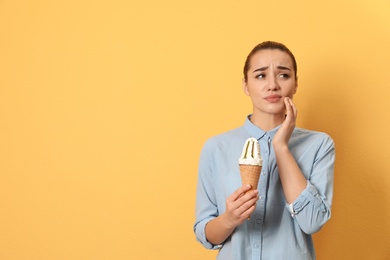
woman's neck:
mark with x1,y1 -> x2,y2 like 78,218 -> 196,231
250,112 -> 285,132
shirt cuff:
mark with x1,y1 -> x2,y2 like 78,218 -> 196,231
286,180 -> 326,217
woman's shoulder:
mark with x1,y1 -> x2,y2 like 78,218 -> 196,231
202,126 -> 246,149
293,127 -> 335,147
294,127 -> 332,137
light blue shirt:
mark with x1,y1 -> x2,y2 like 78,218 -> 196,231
194,116 -> 335,260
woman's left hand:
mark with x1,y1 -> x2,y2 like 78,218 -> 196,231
273,97 -> 297,147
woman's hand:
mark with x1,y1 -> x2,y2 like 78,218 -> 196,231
205,184 -> 258,245
223,184 -> 259,229
273,97 -> 297,147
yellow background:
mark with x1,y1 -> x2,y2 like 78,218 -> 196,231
1,0 -> 389,259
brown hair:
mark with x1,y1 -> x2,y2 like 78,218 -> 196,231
243,41 -> 297,82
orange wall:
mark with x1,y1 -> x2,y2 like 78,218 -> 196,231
1,1 -> 390,259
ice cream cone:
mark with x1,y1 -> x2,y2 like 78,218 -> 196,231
240,164 -> 261,191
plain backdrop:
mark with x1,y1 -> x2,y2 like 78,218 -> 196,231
1,0 -> 390,259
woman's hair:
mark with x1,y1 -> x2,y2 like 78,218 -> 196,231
243,41 -> 297,82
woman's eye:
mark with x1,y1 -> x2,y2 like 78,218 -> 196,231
256,74 -> 265,79
279,74 -> 290,78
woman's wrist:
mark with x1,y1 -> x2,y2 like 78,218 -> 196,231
220,212 -> 237,231
272,141 -> 289,153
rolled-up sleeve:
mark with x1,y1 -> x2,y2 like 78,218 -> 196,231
193,141 -> 222,250
286,135 -> 335,234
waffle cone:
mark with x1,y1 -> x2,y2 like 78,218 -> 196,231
239,164 -> 261,190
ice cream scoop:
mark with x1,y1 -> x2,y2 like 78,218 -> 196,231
239,137 -> 262,166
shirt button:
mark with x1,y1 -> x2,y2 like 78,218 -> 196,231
256,218 -> 261,224
261,171 -> 266,175
254,244 -> 259,248
259,196 -> 263,200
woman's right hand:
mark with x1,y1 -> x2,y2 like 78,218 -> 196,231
224,184 -> 259,228
205,184 -> 259,245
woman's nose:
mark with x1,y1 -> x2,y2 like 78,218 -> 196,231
268,76 -> 280,91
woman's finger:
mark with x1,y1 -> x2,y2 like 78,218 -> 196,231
285,97 -> 297,123
288,98 -> 297,119
227,184 -> 252,203
234,194 -> 259,218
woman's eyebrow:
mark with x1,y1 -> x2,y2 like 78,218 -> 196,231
277,66 -> 291,71
252,67 -> 268,73
252,66 -> 291,73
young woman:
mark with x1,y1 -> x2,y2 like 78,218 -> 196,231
194,41 -> 335,259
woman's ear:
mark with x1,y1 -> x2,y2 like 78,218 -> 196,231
242,79 -> 250,96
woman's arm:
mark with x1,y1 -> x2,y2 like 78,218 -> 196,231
272,97 -> 307,203
273,145 -> 307,203
273,97 -> 335,234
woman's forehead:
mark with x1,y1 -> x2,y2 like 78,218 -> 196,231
250,49 -> 294,67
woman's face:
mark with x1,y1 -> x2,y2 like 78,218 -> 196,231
243,49 -> 298,117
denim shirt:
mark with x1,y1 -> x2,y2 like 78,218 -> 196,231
194,116 -> 335,260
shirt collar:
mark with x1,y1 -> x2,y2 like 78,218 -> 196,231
244,115 -> 282,141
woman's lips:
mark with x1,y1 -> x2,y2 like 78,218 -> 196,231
264,94 -> 282,103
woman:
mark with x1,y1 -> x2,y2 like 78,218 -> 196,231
194,41 -> 335,259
